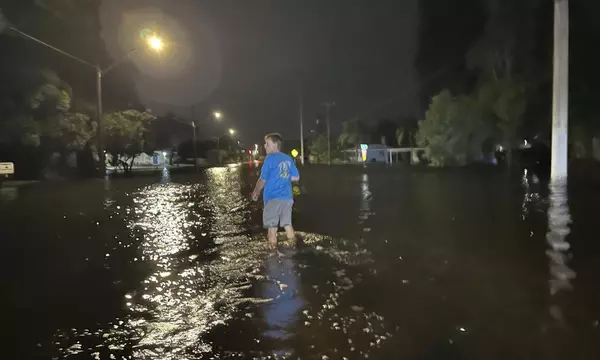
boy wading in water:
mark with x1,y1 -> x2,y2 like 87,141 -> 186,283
251,133 -> 300,249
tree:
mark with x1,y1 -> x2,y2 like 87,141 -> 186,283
417,89 -> 494,166
374,119 -> 400,147
1,0 -> 142,178
569,0 -> 600,160
417,90 -> 463,166
415,0 -> 486,112
488,77 -> 527,166
465,0 -> 536,167
309,134 -> 329,164
338,119 -> 370,150
103,109 -> 156,173
0,69 -> 93,149
29,71 -> 95,150
1,0 -> 141,129
396,127 -> 416,148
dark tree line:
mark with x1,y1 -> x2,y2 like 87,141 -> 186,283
414,0 -> 600,166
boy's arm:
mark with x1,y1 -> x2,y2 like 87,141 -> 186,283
252,157 -> 270,200
290,160 -> 300,182
251,179 -> 265,201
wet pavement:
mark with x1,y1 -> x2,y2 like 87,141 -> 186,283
1,164 -> 600,359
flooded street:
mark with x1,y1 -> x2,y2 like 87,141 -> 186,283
1,165 -> 600,359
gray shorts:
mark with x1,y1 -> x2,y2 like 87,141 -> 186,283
263,199 -> 294,229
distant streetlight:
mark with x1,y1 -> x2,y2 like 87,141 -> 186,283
0,12 -> 166,175
229,128 -> 236,135
190,107 -> 225,168
188,107 -> 227,167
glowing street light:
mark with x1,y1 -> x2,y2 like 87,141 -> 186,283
229,128 -> 236,135
213,111 -> 223,120
147,35 -> 164,52
0,14 -> 169,176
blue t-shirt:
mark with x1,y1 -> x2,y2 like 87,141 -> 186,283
260,152 -> 300,203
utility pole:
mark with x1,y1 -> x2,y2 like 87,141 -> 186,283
96,67 -> 105,174
296,70 -> 305,166
551,0 -> 569,181
191,104 -> 198,169
299,91 -> 305,165
0,14 -> 152,177
546,0 -> 574,322
323,102 -> 335,166
1,10 -> 168,177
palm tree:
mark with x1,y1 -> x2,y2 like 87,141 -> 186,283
338,119 -> 370,149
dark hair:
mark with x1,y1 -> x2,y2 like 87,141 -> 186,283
264,133 -> 283,149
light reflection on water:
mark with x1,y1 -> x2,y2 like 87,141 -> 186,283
48,167 -> 392,359
122,166 -> 262,358
129,183 -> 202,357
521,169 -> 576,326
358,173 -> 372,232
204,166 -> 250,237
545,178 -> 575,322
0,186 -> 18,202
9,166 -> 596,358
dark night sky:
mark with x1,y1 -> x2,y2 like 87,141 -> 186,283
99,0 -> 419,144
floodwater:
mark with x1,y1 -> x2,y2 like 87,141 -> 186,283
1,164 -> 599,359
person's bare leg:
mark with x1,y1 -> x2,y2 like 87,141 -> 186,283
284,225 -> 295,241
267,228 -> 278,249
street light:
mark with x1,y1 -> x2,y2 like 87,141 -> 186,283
190,108 -> 226,167
0,12 -> 165,175
229,128 -> 236,135
96,36 -> 163,175
147,35 -> 164,52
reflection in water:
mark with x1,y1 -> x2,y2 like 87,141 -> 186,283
205,166 -> 249,237
521,169 -> 542,220
260,253 -> 305,356
103,177 -> 114,211
122,168 -> 261,358
522,170 -> 575,324
160,166 -> 171,183
129,183 -> 202,358
286,234 -> 392,359
521,169 -> 530,219
0,186 -> 18,202
6,166 -> 600,358
41,169 -> 388,358
49,168 -> 271,359
358,173 -> 372,231
546,179 -> 575,309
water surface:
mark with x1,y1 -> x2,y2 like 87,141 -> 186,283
1,165 -> 599,359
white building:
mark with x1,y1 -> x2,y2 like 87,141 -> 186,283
342,144 -> 425,165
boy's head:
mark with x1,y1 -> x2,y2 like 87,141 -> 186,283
264,133 -> 283,154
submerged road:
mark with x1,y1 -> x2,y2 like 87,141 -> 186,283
1,164 -> 599,359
